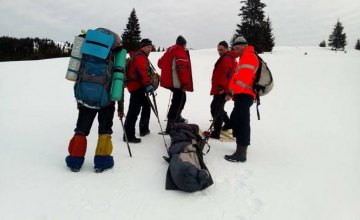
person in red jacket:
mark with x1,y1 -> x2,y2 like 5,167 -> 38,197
209,41 -> 238,139
158,35 -> 193,133
124,38 -> 154,143
225,36 -> 259,162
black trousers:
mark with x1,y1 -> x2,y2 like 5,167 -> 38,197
210,94 -> 231,135
74,102 -> 115,136
124,87 -> 151,138
230,94 -> 254,146
167,88 -> 186,120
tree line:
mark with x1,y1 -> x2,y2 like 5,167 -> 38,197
0,37 -> 71,61
319,20 -> 360,51
2,0 -> 359,62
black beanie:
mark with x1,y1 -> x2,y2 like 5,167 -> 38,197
176,35 -> 187,46
140,38 -> 152,48
218,41 -> 229,48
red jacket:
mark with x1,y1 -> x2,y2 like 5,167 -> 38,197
228,46 -> 259,99
158,44 -> 193,92
126,50 -> 151,92
210,51 -> 237,95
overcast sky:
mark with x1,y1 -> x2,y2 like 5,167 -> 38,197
1,0 -> 359,49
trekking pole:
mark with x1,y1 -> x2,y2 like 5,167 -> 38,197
119,117 -> 132,157
149,61 -> 157,73
164,92 -> 172,121
146,93 -> 169,152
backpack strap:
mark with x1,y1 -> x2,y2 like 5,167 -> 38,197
252,53 -> 262,120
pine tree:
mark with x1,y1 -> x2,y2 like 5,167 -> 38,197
234,0 -> 274,53
319,40 -> 326,47
262,17 -> 275,52
157,47 -> 161,52
355,39 -> 360,50
328,20 -> 347,51
122,8 -> 142,52
151,44 -> 156,52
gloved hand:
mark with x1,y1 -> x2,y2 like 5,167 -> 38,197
145,84 -> 154,95
118,111 -> 125,119
217,85 -> 224,94
181,84 -> 188,92
225,91 -> 233,101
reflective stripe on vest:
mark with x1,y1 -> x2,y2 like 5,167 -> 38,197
239,64 -> 256,70
235,80 -> 253,89
235,64 -> 257,74
176,58 -> 188,62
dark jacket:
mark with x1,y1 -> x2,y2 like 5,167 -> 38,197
210,51 -> 237,95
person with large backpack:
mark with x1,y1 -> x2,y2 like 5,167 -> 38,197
158,35 -> 193,133
224,36 -> 259,163
123,39 -> 155,143
209,41 -> 238,139
65,28 -> 125,172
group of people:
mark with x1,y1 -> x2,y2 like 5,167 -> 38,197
65,33 -> 260,172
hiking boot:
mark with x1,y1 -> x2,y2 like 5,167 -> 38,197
222,123 -> 232,131
123,135 -> 141,143
140,129 -> 150,137
224,145 -> 247,162
176,115 -> 188,123
210,132 -> 220,139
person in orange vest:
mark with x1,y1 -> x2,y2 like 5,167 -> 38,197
209,41 -> 237,139
225,36 -> 259,162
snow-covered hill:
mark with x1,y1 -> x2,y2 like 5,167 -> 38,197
0,47 -> 359,220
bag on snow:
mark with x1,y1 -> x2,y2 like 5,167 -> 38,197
165,123 -> 213,193
253,54 -> 274,120
74,28 -> 123,109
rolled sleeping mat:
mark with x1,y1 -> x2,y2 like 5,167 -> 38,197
110,48 -> 127,101
66,36 -> 85,81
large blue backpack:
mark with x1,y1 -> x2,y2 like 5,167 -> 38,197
74,28 -> 117,109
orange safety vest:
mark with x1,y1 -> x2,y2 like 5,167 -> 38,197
228,46 -> 259,99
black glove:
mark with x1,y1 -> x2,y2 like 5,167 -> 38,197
145,84 -> 154,95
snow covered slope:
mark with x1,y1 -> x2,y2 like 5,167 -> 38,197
0,47 -> 359,220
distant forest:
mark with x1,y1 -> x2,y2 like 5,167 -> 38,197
0,36 -> 71,62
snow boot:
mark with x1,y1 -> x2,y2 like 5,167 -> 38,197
123,134 -> 141,143
165,118 -> 176,134
140,130 -> 150,137
94,134 -> 114,172
222,123 -> 232,131
224,145 -> 248,162
66,135 -> 87,172
176,115 -> 188,123
139,119 -> 150,137
210,131 -> 220,139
